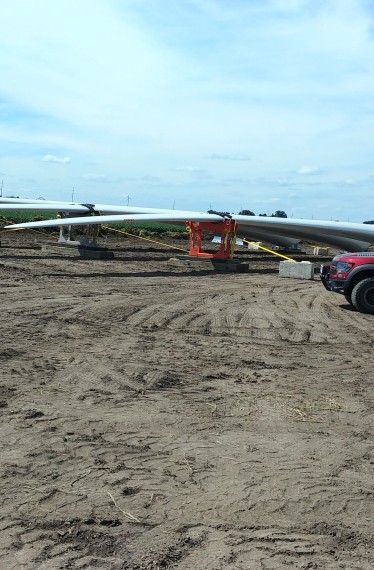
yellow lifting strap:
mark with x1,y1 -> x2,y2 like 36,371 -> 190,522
101,225 -> 190,253
241,238 -> 296,262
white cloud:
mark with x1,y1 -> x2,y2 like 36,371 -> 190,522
297,166 -> 320,176
42,155 -> 71,164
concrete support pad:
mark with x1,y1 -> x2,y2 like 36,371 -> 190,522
168,256 -> 249,272
279,260 -> 315,280
42,244 -> 78,256
57,240 -> 82,246
247,242 -> 261,250
313,247 -> 330,256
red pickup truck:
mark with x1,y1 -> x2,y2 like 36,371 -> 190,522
320,252 -> 374,314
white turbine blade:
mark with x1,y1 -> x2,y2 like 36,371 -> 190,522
91,204 -> 211,215
0,197 -> 75,205
0,198 -> 48,204
0,203 -> 90,212
0,197 -> 214,216
4,212 -> 224,230
233,215 -> 374,251
3,198 -> 374,252
233,215 -> 374,241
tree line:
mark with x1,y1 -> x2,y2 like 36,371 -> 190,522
238,209 -> 288,218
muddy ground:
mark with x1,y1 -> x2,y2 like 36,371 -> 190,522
0,230 -> 373,570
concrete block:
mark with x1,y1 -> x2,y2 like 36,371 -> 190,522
279,260 -> 315,280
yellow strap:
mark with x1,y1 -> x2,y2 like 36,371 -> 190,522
0,216 -> 38,233
241,238 -> 296,262
102,225 -> 190,253
230,231 -> 237,257
0,227 -> 25,232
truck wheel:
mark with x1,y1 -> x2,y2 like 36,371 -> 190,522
351,278 -> 374,314
344,292 -> 353,306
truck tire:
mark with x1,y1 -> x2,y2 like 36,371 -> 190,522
344,292 -> 353,306
351,278 -> 374,314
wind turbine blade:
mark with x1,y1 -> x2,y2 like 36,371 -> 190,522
0,203 -> 90,212
4,212 -> 224,229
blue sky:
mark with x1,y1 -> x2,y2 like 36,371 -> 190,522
0,0 -> 373,221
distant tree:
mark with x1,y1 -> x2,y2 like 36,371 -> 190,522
238,209 -> 255,216
363,220 -> 374,224
272,210 -> 287,218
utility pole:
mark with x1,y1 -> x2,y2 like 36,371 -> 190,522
71,186 -> 75,201
126,195 -> 130,205
0,180 -> 3,197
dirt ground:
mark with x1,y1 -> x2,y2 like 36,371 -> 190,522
0,230 -> 373,570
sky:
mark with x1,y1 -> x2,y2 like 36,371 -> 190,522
0,0 -> 374,221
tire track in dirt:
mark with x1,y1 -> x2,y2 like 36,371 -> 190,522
37,278 -> 371,346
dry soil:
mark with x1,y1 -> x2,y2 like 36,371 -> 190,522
0,230 -> 373,569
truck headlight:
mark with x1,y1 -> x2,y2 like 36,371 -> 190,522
335,261 -> 353,272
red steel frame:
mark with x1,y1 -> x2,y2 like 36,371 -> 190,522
186,219 -> 238,259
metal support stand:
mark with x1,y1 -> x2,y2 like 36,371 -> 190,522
186,219 -> 238,259
57,211 -> 99,248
